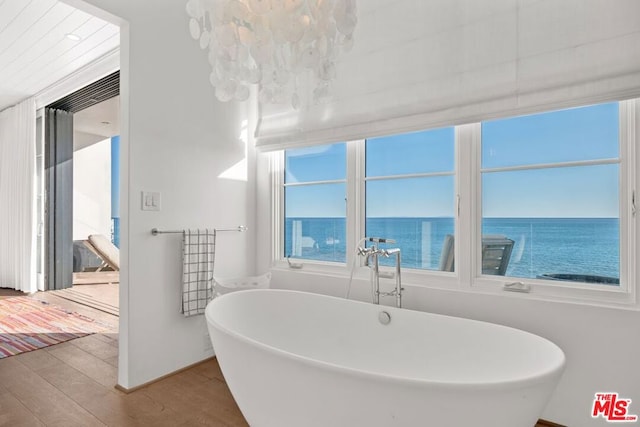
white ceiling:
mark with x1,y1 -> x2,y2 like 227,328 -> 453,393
74,95 -> 120,151
0,0 -> 120,112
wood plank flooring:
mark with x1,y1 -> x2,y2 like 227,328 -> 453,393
50,283 -> 119,316
0,288 -> 247,426
0,287 -> 560,427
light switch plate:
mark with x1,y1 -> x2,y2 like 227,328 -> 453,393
141,191 -> 161,211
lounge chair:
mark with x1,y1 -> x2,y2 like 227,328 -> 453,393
439,234 -> 514,275
72,234 -> 119,285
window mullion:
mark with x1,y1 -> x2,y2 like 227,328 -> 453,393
273,151 -> 285,263
620,99 -> 637,297
357,139 -> 366,256
472,123 -> 483,283
346,139 -> 362,269
634,99 -> 640,304
631,99 -> 637,293
456,123 -> 476,288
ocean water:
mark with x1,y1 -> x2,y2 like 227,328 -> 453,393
285,217 -> 620,282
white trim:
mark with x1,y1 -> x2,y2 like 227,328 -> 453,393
34,48 -> 120,110
619,100 -> 631,295
364,171 -> 455,181
346,139 -> 361,268
622,99 -> 637,304
355,139 -> 366,250
284,179 -> 346,187
630,99 -> 637,302
277,142 -> 350,266
271,152 -> 284,264
470,99 -> 633,305
481,158 -> 620,174
470,122 -> 484,281
457,123 -> 476,289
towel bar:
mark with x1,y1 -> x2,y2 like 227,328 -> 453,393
151,226 -> 247,236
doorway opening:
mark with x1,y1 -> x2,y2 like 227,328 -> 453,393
42,72 -> 120,316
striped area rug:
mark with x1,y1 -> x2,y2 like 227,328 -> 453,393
0,297 -> 112,358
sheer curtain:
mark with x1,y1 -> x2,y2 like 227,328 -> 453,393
0,98 -> 37,293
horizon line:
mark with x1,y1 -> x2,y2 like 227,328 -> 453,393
286,216 -> 619,219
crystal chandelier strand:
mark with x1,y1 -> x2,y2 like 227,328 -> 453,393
186,0 -> 357,109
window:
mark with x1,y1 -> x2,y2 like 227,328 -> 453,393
284,143 -> 347,263
481,103 -> 621,285
274,99 -> 636,304
365,127 -> 455,270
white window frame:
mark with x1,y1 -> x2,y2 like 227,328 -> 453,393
274,142 -> 353,272
271,99 -> 638,309
468,100 -> 636,306
362,130 -> 457,274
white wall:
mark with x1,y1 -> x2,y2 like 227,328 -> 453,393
68,0 -> 256,388
72,138 -> 111,240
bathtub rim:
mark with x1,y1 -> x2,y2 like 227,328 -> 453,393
206,288 -> 566,391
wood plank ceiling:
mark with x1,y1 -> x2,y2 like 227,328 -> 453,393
0,0 -> 119,111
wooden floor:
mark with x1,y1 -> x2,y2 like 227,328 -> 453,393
50,282 -> 119,316
0,287 -> 558,427
0,288 -> 248,426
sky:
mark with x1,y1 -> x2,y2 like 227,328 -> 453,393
285,102 -> 620,218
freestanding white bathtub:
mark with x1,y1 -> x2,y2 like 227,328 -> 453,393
205,289 -> 565,427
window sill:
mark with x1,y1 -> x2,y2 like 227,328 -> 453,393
270,263 -> 639,311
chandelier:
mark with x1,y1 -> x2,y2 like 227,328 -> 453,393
186,0 -> 357,109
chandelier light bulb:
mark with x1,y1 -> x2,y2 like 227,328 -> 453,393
186,0 -> 357,109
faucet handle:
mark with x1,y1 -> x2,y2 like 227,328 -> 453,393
380,247 -> 401,258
